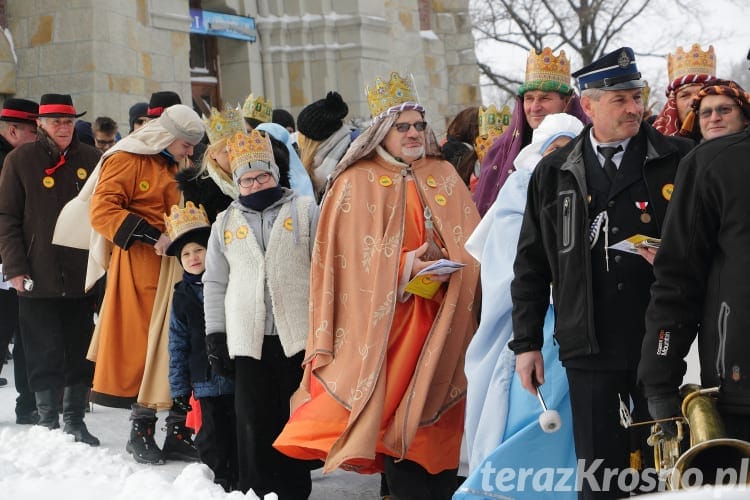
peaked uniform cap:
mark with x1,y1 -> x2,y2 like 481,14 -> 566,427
573,47 -> 645,91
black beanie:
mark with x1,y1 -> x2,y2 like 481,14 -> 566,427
272,108 -> 296,131
297,91 -> 349,141
128,102 -> 148,133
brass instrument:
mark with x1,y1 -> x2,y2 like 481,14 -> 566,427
623,384 -> 750,489
669,384 -> 750,489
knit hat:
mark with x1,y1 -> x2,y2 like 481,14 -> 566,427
129,102 -> 148,132
0,98 -> 38,124
227,130 -> 280,184
156,104 -> 205,145
297,91 -> 349,141
147,91 -> 182,118
272,108 -> 295,131
74,120 -> 95,146
164,202 -> 211,257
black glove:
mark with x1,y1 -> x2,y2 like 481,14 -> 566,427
172,395 -> 192,413
647,393 -> 681,439
206,332 -> 234,378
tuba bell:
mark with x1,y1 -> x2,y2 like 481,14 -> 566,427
668,384 -> 750,489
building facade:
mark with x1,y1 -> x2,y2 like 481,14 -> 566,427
0,0 -> 480,135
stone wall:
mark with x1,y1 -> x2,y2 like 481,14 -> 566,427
5,0 -> 192,131
0,0 -> 479,136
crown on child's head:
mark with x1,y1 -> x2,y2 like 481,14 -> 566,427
202,105 -> 245,144
667,44 -> 716,83
242,93 -> 273,123
163,201 -> 210,244
226,130 -> 274,174
365,72 -> 420,119
475,104 -> 511,162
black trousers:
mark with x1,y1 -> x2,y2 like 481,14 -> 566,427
383,455 -> 458,500
18,296 -> 96,392
234,336 -> 311,499
0,288 -> 18,376
196,394 -> 238,491
566,368 -> 653,499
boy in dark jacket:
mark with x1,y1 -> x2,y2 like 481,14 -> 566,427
165,201 -> 237,491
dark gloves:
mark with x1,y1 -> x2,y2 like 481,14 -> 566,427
647,393 -> 682,438
172,395 -> 192,413
206,332 -> 234,378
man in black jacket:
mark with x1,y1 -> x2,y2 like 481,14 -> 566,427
0,94 -> 101,444
638,128 -> 750,457
0,98 -> 39,423
509,48 -> 693,498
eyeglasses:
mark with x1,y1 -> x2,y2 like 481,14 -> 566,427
392,121 -> 427,133
238,171 -> 272,188
698,104 -> 740,120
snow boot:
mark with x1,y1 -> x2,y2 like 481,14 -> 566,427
161,420 -> 200,462
126,417 -> 164,465
35,388 -> 61,429
62,384 -> 100,446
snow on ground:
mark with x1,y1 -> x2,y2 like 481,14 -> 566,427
0,350 -> 379,499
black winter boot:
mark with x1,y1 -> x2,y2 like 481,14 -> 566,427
126,417 -> 164,465
35,388 -> 61,429
161,421 -> 200,462
62,384 -> 99,446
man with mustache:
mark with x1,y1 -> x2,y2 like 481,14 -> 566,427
509,47 -> 693,498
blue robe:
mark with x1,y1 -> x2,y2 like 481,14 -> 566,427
458,167 -> 576,499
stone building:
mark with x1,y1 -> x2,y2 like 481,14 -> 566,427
0,0 -> 480,135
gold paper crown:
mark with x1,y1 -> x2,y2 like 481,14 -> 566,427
202,105 -> 245,144
226,130 -> 274,174
365,72 -> 419,118
475,104 -> 512,163
667,44 -> 716,82
525,47 -> 571,86
477,104 -> 511,137
163,201 -> 210,244
242,93 -> 273,123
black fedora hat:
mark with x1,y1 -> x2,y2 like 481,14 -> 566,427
38,94 -> 86,118
147,91 -> 182,118
0,98 -> 39,124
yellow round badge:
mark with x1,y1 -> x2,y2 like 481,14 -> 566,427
426,175 -> 437,188
139,180 -> 150,192
283,217 -> 293,231
42,176 -> 55,188
661,183 -> 674,201
434,194 -> 447,206
379,175 -> 393,187
236,226 -> 249,239
76,168 -> 88,180
223,230 -> 233,245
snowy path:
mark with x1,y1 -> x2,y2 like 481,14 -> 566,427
0,354 -> 379,499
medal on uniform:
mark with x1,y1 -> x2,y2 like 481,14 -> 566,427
635,201 -> 651,223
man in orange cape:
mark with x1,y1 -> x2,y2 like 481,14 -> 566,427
274,73 -> 480,498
